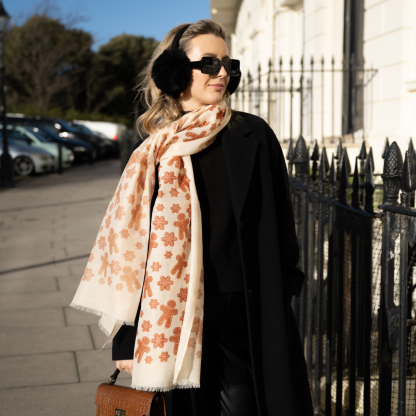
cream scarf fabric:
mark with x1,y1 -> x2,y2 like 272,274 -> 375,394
70,101 -> 232,391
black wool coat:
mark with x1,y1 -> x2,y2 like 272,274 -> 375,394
131,111 -> 313,416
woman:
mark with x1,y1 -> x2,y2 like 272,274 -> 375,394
71,19 -> 312,416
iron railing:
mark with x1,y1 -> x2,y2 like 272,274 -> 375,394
231,57 -> 377,144
289,134 -> 416,415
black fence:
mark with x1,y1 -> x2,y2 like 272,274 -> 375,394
232,57 -> 377,144
288,134 -> 416,415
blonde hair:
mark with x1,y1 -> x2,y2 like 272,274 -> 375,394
135,19 -> 229,137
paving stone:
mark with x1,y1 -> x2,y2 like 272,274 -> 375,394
57,276 -> 83,294
0,352 -> 78,389
0,308 -> 65,328
0,263 -> 72,280
0,326 -> 94,356
0,276 -> 58,293
65,306 -> 100,326
0,291 -> 73,310
76,349 -> 131,382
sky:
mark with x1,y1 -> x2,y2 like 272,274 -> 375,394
8,0 -> 211,49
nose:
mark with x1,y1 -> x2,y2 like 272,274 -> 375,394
218,64 -> 228,78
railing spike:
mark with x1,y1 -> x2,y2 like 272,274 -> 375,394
338,151 -> 349,204
311,139 -> 320,161
358,139 -> 367,160
381,141 -> 403,205
381,137 -> 390,159
286,138 -> 294,162
311,139 -> 319,181
293,135 -> 308,180
344,148 -> 352,176
329,153 -> 336,198
363,147 -> 374,175
401,150 -> 412,195
335,137 -> 343,159
305,145 -> 311,182
365,156 -> 375,212
319,146 -> 328,184
351,156 -> 360,208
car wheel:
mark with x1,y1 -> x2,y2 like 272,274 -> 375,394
14,156 -> 34,176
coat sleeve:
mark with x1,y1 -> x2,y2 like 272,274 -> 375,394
112,305 -> 140,360
265,123 -> 305,300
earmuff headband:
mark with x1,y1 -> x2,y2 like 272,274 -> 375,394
151,23 -> 241,97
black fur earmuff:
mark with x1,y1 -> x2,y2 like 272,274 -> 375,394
151,24 -> 241,97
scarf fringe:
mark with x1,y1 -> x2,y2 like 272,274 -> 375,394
69,302 -> 135,334
130,382 -> 200,392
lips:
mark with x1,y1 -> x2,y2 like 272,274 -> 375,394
208,84 -> 224,91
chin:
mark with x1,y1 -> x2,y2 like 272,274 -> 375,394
203,93 -> 225,106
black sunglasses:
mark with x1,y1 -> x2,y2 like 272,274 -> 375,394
189,57 -> 241,76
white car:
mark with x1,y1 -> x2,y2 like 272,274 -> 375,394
0,139 -> 56,176
73,120 -> 127,141
2,125 -> 74,169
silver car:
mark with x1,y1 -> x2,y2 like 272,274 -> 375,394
0,139 -> 55,176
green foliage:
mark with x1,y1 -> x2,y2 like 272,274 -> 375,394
5,11 -> 159,123
85,34 -> 159,117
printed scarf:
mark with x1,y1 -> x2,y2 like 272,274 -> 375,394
70,100 -> 232,391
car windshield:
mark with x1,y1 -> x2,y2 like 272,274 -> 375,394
33,126 -> 63,141
55,119 -> 80,133
73,124 -> 94,135
24,127 -> 53,142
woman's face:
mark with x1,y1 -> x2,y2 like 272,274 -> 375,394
180,34 -> 230,111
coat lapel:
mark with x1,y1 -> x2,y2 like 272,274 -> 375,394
221,117 -> 258,220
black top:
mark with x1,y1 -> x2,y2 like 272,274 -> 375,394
112,117 -> 244,360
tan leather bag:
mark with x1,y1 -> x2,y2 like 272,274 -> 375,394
95,369 -> 166,416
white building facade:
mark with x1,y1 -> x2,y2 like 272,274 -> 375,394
211,0 -> 416,174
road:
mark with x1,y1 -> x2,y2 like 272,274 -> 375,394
0,160 -> 133,415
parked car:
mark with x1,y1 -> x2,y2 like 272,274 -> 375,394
0,136 -> 55,176
19,126 -> 92,163
6,114 -> 100,160
73,120 -> 126,142
68,121 -> 119,157
1,125 -> 74,170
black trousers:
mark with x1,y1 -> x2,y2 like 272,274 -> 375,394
164,290 -> 258,416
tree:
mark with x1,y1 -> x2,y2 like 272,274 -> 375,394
5,15 -> 93,112
85,34 -> 159,117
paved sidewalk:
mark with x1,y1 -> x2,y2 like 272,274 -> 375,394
0,160 -> 133,415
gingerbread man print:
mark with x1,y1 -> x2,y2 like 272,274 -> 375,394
173,213 -> 189,240
107,228 -> 119,255
167,156 -> 184,170
128,204 -> 146,231
169,327 -> 181,355
136,171 -> 145,193
98,252 -> 109,279
135,336 -> 150,364
143,272 -> 153,299
120,266 -> 141,293
148,232 -> 158,256
170,252 -> 188,279
178,171 -> 190,193
157,300 -> 178,328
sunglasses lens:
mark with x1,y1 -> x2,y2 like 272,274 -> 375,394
230,60 -> 240,76
202,58 -> 221,74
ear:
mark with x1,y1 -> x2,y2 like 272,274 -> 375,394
151,49 -> 192,97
